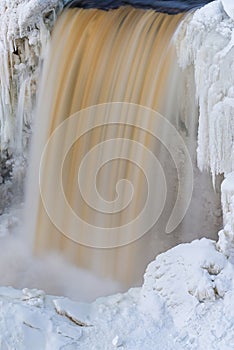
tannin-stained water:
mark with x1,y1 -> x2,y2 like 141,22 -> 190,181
26,7 -> 221,287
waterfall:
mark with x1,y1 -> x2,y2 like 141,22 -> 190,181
25,7 -> 221,287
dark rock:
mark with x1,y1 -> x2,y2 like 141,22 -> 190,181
66,0 -> 213,14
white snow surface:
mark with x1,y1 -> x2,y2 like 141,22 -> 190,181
0,238 -> 233,349
176,0 -> 234,179
222,0 -> 234,20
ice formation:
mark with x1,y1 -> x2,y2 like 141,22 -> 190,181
0,0 -> 64,152
217,172 -> 234,261
0,0 -> 64,210
176,0 -> 234,179
176,0 -> 234,264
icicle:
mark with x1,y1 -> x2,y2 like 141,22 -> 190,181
0,0 -> 65,155
0,0 -> 65,210
217,173 -> 234,261
176,1 -> 234,181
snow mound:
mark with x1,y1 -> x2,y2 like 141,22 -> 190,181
142,238 -> 234,349
0,238 -> 233,349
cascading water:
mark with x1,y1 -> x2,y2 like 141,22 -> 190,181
25,6 -> 222,288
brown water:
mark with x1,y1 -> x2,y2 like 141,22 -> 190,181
26,7 -> 221,287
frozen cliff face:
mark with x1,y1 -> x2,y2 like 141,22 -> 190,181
176,0 -> 234,180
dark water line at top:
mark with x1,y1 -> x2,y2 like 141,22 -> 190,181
65,0 -> 213,14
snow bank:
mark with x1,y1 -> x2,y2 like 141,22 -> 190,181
176,1 -> 234,180
0,238 -> 233,349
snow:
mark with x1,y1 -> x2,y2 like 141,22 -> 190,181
0,238 -> 233,349
176,0 -> 234,180
222,0 -> 234,20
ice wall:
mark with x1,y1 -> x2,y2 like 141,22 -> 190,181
176,0 -> 234,256
0,1 -> 64,210
0,0 -> 64,153
176,0 -> 234,180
